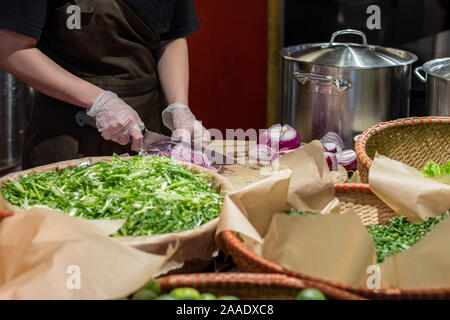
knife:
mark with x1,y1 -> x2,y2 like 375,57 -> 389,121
75,110 -> 236,165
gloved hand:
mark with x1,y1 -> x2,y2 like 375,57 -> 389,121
162,103 -> 210,146
87,91 -> 144,151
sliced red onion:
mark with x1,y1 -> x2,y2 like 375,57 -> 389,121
322,142 -> 337,153
249,144 -> 278,161
258,124 -> 300,151
324,152 -> 339,171
320,132 -> 344,153
336,149 -> 357,170
147,141 -> 214,169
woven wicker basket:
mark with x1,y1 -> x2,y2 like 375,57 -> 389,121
355,116 -> 450,182
220,183 -> 450,299
0,156 -> 234,275
157,272 -> 365,300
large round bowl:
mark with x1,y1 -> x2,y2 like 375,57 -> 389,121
355,116 -> 450,182
0,156 -> 234,275
220,183 -> 450,299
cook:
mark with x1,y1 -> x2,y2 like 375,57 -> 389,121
0,0 -> 209,169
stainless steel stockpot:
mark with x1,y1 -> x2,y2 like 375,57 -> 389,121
415,57 -> 450,117
0,71 -> 33,171
280,29 -> 417,148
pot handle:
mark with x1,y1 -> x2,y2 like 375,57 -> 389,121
414,66 -> 427,83
293,72 -> 352,92
328,29 -> 369,48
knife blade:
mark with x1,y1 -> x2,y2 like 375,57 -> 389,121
143,129 -> 236,165
75,110 -> 236,165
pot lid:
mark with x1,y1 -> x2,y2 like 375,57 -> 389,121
423,57 -> 450,79
283,29 -> 417,68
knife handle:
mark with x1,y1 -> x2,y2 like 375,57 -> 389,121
75,110 -> 97,128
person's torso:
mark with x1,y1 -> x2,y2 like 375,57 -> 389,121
39,0 -> 176,85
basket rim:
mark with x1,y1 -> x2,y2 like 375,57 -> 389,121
157,272 -> 365,300
219,183 -> 450,299
355,116 -> 450,170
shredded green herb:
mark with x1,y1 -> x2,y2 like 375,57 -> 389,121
286,209 -> 449,263
367,212 -> 448,263
286,208 -> 320,216
0,155 -> 223,237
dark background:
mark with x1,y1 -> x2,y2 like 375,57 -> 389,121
283,0 -> 450,116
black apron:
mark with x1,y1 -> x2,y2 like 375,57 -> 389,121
23,0 -> 167,169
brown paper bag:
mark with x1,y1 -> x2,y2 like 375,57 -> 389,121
217,141 -> 450,290
0,156 -> 234,274
262,212 -> 376,286
369,154 -> 450,222
0,208 -> 173,300
279,141 -> 339,214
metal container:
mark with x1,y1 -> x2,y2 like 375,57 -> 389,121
280,29 -> 418,148
0,71 -> 32,171
415,57 -> 450,116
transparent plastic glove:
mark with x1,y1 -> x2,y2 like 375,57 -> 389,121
87,91 -> 144,151
162,103 -> 210,146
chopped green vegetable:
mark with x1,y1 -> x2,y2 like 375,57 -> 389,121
285,208 -> 449,263
422,160 -> 450,178
286,208 -> 320,215
0,155 -> 223,237
367,212 -> 449,263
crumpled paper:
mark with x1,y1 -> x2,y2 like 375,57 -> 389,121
369,154 -> 450,222
216,142 -> 450,289
0,207 -> 174,300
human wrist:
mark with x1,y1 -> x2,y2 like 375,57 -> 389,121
87,90 -> 117,117
80,86 -> 105,110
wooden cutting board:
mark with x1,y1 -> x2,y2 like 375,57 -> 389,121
207,140 -> 352,186
207,140 -> 270,188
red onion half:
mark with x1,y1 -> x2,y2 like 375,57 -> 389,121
336,149 -> 357,170
259,124 -> 300,151
147,141 -> 214,169
320,132 -> 344,153
324,152 -> 339,171
320,132 -> 357,171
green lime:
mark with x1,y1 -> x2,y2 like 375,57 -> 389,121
201,293 -> 217,300
132,289 -> 158,300
142,279 -> 161,295
218,296 -> 239,300
170,288 -> 201,300
296,288 -> 327,300
155,294 -> 177,300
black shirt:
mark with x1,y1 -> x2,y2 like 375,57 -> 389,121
0,0 -> 199,41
